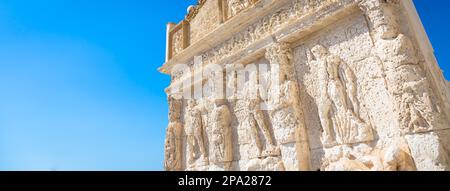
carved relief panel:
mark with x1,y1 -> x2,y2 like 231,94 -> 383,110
222,0 -> 259,21
292,13 -> 391,170
168,20 -> 189,59
200,0 -> 337,67
164,95 -> 184,171
359,0 -> 447,134
163,0 -> 450,171
189,0 -> 223,44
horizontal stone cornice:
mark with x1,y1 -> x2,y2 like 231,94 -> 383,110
160,0 -> 293,74
167,0 -> 358,91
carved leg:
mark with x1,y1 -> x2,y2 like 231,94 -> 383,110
249,113 -> 263,156
318,102 -> 334,147
187,135 -> 196,165
195,131 -> 207,161
255,110 -> 280,157
212,138 -> 223,164
348,85 -> 360,116
255,110 -> 275,146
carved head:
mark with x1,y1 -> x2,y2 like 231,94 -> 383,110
311,44 -> 328,59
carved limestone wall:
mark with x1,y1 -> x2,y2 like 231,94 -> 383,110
188,0 -> 222,44
161,0 -> 450,171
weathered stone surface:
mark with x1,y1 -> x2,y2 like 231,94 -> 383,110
162,0 -> 450,171
447,82 -> 450,98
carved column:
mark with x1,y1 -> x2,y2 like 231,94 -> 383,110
265,42 -> 311,171
359,0 -> 450,170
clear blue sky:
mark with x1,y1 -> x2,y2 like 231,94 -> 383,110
0,0 -> 448,171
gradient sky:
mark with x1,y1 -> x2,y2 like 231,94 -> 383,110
0,0 -> 448,171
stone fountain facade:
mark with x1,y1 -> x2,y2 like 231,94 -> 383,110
160,0 -> 450,171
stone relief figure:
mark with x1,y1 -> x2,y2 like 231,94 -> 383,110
309,44 -> 373,147
359,0 -> 444,133
185,100 -> 208,166
164,95 -> 183,171
242,71 -> 279,157
160,0 -> 450,172
210,99 -> 233,169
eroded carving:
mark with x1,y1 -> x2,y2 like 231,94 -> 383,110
163,0 -> 450,171
266,42 -> 311,170
189,0 -> 222,43
210,99 -> 233,169
309,44 -> 373,147
227,0 -> 257,18
185,100 -> 208,166
242,71 -> 279,157
202,0 -> 336,66
164,95 -> 183,171
322,139 -> 416,171
266,43 -> 299,144
359,0 -> 442,133
172,30 -> 184,56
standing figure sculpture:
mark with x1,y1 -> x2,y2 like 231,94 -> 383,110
310,44 -> 373,147
164,95 -> 183,171
242,71 -> 278,157
185,100 -> 208,166
210,99 -> 233,170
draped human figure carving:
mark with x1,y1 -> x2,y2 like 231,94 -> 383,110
309,44 -> 373,147
162,0 -> 450,171
164,94 -> 183,171
241,71 -> 278,157
185,100 -> 208,166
